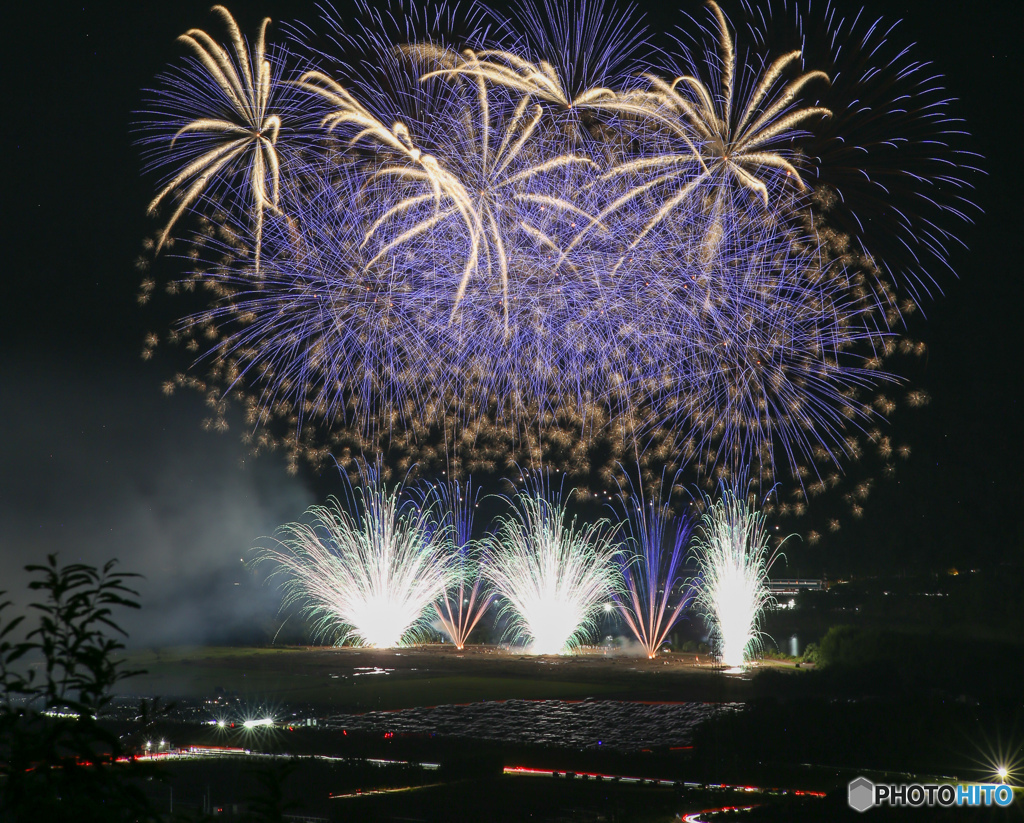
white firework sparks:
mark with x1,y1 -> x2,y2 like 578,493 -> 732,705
259,468 -> 454,648
691,487 -> 780,667
485,477 -> 621,654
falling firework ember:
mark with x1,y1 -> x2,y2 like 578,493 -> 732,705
258,466 -> 454,648
485,474 -> 621,654
691,487 -> 780,667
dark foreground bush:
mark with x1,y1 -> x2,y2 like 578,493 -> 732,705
0,555 -> 160,823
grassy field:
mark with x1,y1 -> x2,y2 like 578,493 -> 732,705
115,645 -> 767,709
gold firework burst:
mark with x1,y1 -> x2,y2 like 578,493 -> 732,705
148,6 -> 282,270
567,1 -> 830,268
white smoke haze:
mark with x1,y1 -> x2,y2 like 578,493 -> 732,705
0,355 -> 314,646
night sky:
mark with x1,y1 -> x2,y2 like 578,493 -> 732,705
3,0 -> 1021,644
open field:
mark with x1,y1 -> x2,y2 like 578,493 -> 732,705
115,645 -> 788,709
105,644 -> 1024,820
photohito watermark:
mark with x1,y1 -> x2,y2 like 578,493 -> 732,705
848,777 -> 1014,812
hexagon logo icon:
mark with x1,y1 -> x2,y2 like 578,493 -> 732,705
848,777 -> 875,812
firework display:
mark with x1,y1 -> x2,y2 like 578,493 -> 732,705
138,1 -> 976,661
690,487 -> 779,666
257,465 -> 455,647
138,0 -> 974,509
484,475 -> 621,654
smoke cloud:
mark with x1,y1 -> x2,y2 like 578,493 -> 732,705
1,354 -> 315,646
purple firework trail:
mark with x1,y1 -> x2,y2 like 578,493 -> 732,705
739,0 -> 982,306
612,474 -> 694,658
427,479 -> 494,649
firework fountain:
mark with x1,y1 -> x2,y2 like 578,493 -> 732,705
691,488 -> 780,668
428,480 -> 494,649
258,466 -> 454,648
613,477 -> 694,658
485,475 -> 621,654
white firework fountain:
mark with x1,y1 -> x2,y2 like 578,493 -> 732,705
259,467 -> 454,648
691,488 -> 780,668
485,476 -> 621,655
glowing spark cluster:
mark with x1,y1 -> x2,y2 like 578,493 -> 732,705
485,476 -> 621,654
258,466 -> 454,648
690,487 -> 779,667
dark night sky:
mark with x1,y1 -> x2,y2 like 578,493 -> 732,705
2,0 -> 1021,642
